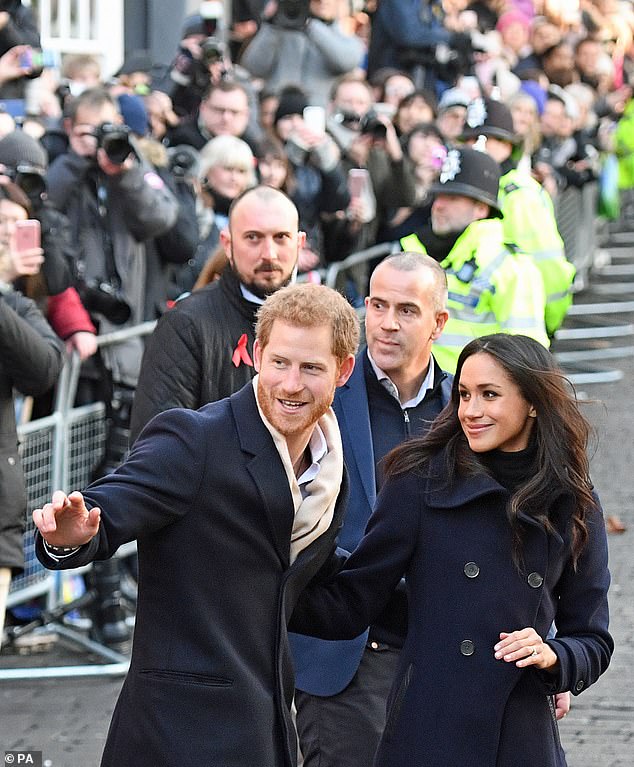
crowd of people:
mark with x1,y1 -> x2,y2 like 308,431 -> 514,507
0,0 -> 625,764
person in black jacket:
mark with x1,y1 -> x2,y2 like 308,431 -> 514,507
129,184 -> 305,443
33,282 -> 358,767
0,275 -> 64,646
0,0 -> 40,99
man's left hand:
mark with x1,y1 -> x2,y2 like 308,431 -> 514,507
97,148 -> 135,176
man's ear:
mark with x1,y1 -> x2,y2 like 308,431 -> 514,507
220,228 -> 231,259
335,354 -> 355,387
253,339 -> 262,372
432,310 -> 450,339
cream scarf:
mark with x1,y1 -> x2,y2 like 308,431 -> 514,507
252,376 -> 344,563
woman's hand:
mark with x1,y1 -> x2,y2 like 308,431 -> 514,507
494,628 -> 559,671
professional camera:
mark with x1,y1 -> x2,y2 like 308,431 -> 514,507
359,109 -> 387,140
200,36 -> 226,66
272,0 -> 311,30
78,280 -> 131,325
331,109 -> 362,129
4,164 -> 47,201
199,0 -> 225,64
95,123 -> 134,164
168,145 -> 200,181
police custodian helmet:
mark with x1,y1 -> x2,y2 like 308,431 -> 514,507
460,97 -> 519,144
429,145 -> 503,217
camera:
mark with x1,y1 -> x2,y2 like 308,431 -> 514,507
3,164 -> 47,201
332,109 -> 362,128
200,37 -> 225,65
78,280 -> 132,325
167,145 -> 200,181
95,123 -> 134,164
359,109 -> 387,140
272,0 -> 311,30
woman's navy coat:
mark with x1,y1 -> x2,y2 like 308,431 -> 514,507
291,456 -> 613,767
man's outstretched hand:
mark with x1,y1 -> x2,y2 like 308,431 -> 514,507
33,490 -> 101,548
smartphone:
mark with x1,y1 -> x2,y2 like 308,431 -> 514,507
348,168 -> 371,199
303,106 -> 326,134
19,48 -> 57,70
13,219 -> 41,253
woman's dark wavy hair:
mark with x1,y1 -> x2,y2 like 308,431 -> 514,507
383,334 -> 595,567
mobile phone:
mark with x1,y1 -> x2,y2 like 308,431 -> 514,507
303,106 -> 326,134
348,168 -> 371,199
19,48 -> 57,70
13,219 -> 41,253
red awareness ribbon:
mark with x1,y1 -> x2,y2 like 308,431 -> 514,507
232,333 -> 253,368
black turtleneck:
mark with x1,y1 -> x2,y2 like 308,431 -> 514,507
480,440 -> 538,494
411,224 -> 461,263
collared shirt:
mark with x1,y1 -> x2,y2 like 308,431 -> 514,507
297,423 -> 327,490
367,349 -> 436,409
240,284 -> 266,305
239,268 -> 298,305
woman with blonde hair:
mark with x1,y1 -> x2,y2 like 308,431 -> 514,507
174,135 -> 256,296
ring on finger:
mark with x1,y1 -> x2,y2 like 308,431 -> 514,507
527,645 -> 538,658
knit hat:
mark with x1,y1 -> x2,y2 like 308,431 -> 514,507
460,97 -> 518,144
118,94 -> 149,137
519,80 -> 547,114
181,14 -> 206,38
429,146 -> 502,217
496,10 -> 531,34
116,49 -> 153,76
0,129 -> 48,170
274,89 -> 309,125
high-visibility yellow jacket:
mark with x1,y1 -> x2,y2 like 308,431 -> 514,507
498,168 -> 575,336
401,219 -> 549,373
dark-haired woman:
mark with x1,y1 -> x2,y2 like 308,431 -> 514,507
291,333 -> 613,767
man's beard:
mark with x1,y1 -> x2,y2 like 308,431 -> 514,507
229,255 -> 295,300
257,378 -> 335,439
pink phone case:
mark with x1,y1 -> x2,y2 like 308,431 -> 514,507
14,220 -> 41,252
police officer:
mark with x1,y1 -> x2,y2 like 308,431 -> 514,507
401,146 -> 548,372
461,97 -> 575,336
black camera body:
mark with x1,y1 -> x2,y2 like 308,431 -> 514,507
95,123 -> 134,164
272,0 -> 311,30
78,280 -> 132,325
168,146 -> 200,180
332,109 -> 362,128
359,109 -> 387,140
4,164 -> 47,201
201,37 -> 225,65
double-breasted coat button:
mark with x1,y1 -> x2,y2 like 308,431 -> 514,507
460,639 -> 475,656
370,641 -> 379,650
528,572 -> 544,588
464,562 -> 480,578
575,680 -> 585,692
7,456 -> 15,466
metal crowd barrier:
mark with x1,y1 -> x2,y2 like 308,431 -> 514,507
1,322 -> 156,680
552,182 -> 634,383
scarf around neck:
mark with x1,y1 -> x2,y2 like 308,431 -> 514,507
252,376 -> 344,563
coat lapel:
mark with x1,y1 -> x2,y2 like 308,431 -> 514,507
334,357 -> 376,510
230,383 -> 294,566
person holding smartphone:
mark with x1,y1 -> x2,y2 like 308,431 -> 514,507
240,0 -> 364,109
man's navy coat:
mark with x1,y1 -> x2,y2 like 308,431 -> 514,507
37,383 -> 348,767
